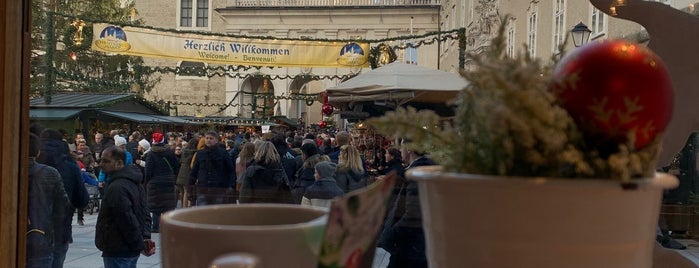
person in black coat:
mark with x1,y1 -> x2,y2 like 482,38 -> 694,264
382,148 -> 405,178
95,146 -> 154,267
144,132 -> 180,232
301,161 -> 344,208
26,133 -> 72,268
239,141 -> 290,203
291,142 -> 330,203
36,128 -> 89,268
379,143 -> 436,268
190,130 -> 236,205
272,132 -> 303,187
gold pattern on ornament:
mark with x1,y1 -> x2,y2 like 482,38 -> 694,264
617,96 -> 642,124
588,97 -> 613,122
639,121 -> 657,145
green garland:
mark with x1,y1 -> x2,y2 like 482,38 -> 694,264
63,21 -> 93,52
46,11 -> 469,109
53,11 -> 461,44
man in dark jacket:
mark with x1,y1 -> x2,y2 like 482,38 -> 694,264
37,128 -> 89,268
95,146 -> 154,268
26,133 -> 72,268
272,132 -> 302,187
379,140 -> 436,268
190,130 -> 236,205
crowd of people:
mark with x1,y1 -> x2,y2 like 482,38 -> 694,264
26,124 -> 437,268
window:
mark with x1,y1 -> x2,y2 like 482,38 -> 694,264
507,23 -> 515,58
179,0 -> 210,29
590,6 -> 607,38
528,6 -> 537,57
553,0 -> 566,54
196,0 -> 209,27
176,61 -> 208,80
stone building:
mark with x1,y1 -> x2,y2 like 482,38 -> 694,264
135,0 -> 443,128
134,0 -> 697,125
439,0 -> 697,71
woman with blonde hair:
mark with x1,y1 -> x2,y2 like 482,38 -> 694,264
239,141 -> 291,203
335,145 -> 368,193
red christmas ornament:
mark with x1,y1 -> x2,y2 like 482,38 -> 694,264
319,91 -> 329,104
322,103 -> 334,116
550,40 -> 673,150
319,120 -> 327,128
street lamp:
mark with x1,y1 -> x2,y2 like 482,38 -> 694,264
570,22 -> 592,47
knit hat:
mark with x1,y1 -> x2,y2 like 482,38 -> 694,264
152,132 -> 165,144
114,136 -> 127,147
315,161 -> 337,178
138,139 -> 151,151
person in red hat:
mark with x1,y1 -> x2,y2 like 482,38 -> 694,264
144,132 -> 179,233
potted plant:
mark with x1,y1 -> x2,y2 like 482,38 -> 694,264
367,21 -> 678,267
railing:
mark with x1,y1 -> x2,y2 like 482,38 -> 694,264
227,0 -> 441,8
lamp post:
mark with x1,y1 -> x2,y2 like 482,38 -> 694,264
570,22 -> 592,47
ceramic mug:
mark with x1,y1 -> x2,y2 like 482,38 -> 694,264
160,204 -> 328,268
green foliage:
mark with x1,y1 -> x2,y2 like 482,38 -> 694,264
30,0 -> 159,98
367,17 -> 659,181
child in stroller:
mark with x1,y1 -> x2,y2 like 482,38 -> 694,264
77,169 -> 100,225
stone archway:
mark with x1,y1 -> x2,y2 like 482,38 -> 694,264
288,76 -> 316,121
240,75 -> 274,119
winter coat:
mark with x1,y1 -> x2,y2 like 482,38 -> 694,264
95,165 -> 151,258
380,157 -> 436,263
301,177 -> 344,208
190,145 -> 236,188
334,167 -> 368,193
37,137 -> 88,244
291,167 -> 316,203
145,143 -> 180,213
276,145 -> 303,187
26,159 -> 72,259
176,147 -> 196,186
239,161 -> 288,203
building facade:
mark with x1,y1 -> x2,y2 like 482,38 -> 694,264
439,0 -> 697,71
135,0 -> 697,125
136,0 -> 443,128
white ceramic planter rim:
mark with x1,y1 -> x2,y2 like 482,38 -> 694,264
407,165 -> 679,190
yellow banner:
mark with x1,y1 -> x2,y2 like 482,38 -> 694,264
91,23 -> 370,68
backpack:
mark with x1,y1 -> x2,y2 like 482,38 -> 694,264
26,163 -> 52,257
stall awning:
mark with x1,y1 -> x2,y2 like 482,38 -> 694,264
273,116 -> 298,128
97,110 -> 188,124
30,109 -> 82,120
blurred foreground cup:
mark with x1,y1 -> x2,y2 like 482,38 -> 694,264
161,204 -> 327,268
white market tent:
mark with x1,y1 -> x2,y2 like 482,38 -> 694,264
326,61 -> 469,105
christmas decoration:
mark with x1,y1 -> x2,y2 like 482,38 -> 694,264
319,121 -> 327,128
318,91 -> 328,103
322,103 -> 334,116
550,40 -> 674,150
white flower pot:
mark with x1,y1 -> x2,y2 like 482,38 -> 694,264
407,166 -> 678,268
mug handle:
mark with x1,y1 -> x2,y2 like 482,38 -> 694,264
209,253 -> 259,268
